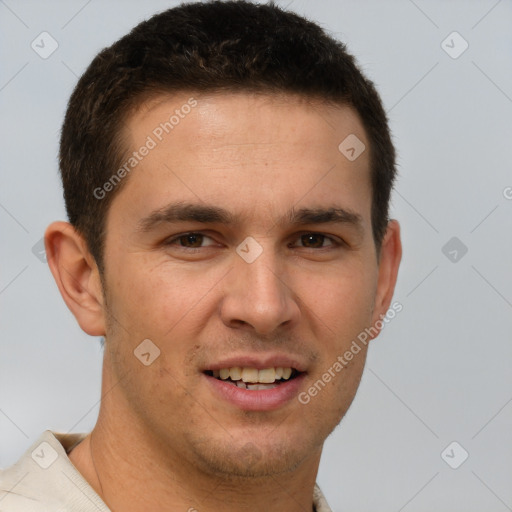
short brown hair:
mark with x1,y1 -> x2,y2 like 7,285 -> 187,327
60,0 -> 396,273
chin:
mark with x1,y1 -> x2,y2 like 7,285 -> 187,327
198,447 -> 305,478
189,429 -> 322,479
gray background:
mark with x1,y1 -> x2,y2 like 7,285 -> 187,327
1,0 -> 511,511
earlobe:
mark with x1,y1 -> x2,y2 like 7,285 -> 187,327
44,221 -> 106,337
370,220 -> 402,336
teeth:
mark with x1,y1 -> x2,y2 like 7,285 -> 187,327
241,368 -> 259,383
260,383 -> 278,390
247,383 -> 278,390
213,366 -> 295,384
258,368 -> 276,383
282,367 -> 292,379
229,367 -> 242,380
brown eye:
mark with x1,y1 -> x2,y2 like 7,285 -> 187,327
300,233 -> 329,248
178,233 -> 204,247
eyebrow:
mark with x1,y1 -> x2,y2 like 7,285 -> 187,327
137,202 -> 363,234
285,206 -> 362,229
137,203 -> 236,232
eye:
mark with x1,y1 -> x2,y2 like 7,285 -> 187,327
167,232 -> 216,248
294,233 -> 337,249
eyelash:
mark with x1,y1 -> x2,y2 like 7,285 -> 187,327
164,232 -> 344,250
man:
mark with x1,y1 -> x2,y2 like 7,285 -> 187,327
0,1 -> 401,510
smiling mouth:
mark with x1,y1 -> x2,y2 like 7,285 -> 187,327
204,367 -> 301,390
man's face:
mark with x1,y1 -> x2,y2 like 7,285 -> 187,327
100,92 -> 385,477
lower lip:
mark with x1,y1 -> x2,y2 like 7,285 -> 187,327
204,373 -> 306,411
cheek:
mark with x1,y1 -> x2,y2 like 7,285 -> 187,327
108,255 -> 223,340
300,262 -> 377,344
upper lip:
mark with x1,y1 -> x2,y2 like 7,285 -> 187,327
203,354 -> 308,373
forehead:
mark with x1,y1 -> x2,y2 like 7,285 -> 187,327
132,91 -> 367,151
110,91 -> 372,228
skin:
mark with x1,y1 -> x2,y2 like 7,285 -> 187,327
45,92 -> 401,512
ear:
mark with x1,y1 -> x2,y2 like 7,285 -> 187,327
370,219 -> 402,335
44,221 -> 106,337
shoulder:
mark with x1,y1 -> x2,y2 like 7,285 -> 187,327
313,483 -> 333,512
0,430 -> 102,512
0,439 -> 54,511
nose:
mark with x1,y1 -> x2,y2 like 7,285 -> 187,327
219,246 -> 300,335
